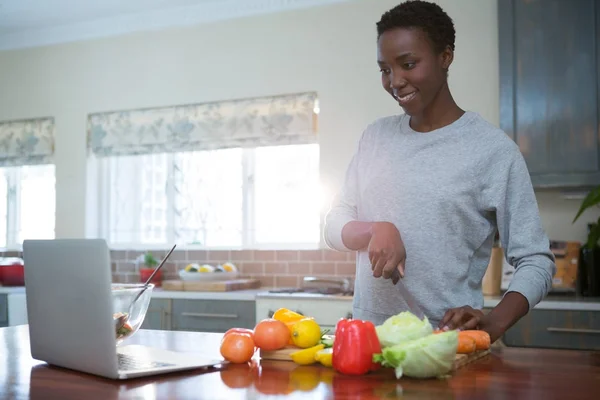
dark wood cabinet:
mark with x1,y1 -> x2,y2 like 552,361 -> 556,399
502,309 -> 600,350
499,0 -> 600,188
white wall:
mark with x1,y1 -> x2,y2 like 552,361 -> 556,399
0,0 -> 597,244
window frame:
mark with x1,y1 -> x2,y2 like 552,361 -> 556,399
97,146 -> 322,251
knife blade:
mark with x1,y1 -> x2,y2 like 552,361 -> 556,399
392,269 -> 425,320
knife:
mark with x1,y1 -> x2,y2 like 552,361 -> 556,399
392,269 -> 426,320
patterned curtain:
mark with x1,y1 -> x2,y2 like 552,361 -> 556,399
0,117 -> 55,166
87,92 -> 318,157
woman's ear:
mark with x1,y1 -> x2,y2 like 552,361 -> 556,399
441,45 -> 454,70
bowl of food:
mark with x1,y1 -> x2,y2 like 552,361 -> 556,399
178,262 -> 239,281
112,283 -> 154,345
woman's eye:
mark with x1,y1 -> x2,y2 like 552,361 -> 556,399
380,68 -> 390,74
404,62 -> 416,69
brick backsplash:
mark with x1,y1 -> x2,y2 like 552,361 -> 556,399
110,249 -> 357,288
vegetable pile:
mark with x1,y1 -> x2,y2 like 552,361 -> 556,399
219,309 -> 491,381
369,311 -> 491,379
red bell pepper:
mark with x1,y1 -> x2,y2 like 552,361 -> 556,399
332,318 -> 382,375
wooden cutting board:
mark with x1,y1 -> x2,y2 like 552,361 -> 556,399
260,345 -> 490,370
161,279 -> 261,292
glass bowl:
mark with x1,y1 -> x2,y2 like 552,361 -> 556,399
112,283 -> 154,345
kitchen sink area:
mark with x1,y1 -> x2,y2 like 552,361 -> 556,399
264,277 -> 354,297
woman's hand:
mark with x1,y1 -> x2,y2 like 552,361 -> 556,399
439,306 -> 507,343
439,306 -> 485,331
368,222 -> 406,284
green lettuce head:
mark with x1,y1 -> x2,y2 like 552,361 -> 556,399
375,311 -> 433,347
373,330 -> 459,379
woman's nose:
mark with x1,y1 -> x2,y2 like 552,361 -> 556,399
390,73 -> 407,91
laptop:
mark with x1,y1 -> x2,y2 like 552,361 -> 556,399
22,238 -> 225,379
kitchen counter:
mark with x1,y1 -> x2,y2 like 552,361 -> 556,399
4,284 -> 600,310
2,325 -> 599,399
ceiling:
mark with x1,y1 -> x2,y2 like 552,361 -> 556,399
0,0 -> 350,51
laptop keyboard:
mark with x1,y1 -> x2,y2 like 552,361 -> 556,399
117,353 -> 177,371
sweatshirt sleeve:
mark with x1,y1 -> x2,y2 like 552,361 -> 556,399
494,146 -> 556,310
323,135 -> 364,252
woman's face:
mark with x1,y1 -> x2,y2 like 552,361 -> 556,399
377,27 -> 452,116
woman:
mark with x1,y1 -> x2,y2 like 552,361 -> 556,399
324,0 -> 555,342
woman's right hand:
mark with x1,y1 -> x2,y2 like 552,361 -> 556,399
368,222 -> 406,284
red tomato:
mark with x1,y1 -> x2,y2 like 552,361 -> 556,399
223,328 -> 254,340
253,319 -> 290,351
220,332 -> 255,364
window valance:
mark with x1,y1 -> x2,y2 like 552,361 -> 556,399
0,117 -> 55,166
88,92 -> 318,157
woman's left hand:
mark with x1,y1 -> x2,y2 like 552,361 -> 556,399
438,306 -> 485,331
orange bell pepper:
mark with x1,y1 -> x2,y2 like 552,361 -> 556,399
272,308 -> 305,323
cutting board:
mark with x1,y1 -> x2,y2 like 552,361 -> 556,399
161,279 -> 261,292
260,345 -> 491,370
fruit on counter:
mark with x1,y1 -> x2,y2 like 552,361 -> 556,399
375,311 -> 433,348
253,319 -> 290,351
220,331 -> 256,364
373,329 -> 459,379
272,308 -> 305,323
183,263 -> 215,273
289,344 -> 325,365
459,330 -> 491,351
332,318 -> 382,375
220,262 -> 238,272
291,318 -> 322,349
315,347 -> 333,367
224,327 -> 254,341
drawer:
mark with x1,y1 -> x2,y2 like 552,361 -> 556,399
172,300 -> 256,333
0,295 -> 7,324
503,310 -> 600,350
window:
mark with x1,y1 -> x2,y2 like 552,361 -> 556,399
0,164 -> 55,248
99,144 -> 320,248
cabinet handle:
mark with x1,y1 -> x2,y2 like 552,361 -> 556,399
547,327 -> 600,334
181,312 -> 238,319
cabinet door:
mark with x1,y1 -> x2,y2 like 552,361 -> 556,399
503,309 -> 600,350
141,299 -> 171,330
171,300 -> 256,333
499,0 -> 600,188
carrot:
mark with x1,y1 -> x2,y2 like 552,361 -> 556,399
457,334 -> 477,354
459,330 -> 491,350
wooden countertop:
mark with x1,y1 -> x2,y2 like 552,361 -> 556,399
1,325 -> 599,399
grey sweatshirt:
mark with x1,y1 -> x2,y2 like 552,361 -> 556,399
324,111 -> 556,328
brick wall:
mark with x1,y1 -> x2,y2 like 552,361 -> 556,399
111,249 -> 357,288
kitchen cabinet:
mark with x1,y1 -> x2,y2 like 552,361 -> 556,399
141,299 -> 172,330
0,294 -> 7,328
499,0 -> 600,188
171,299 -> 256,333
502,309 -> 600,350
